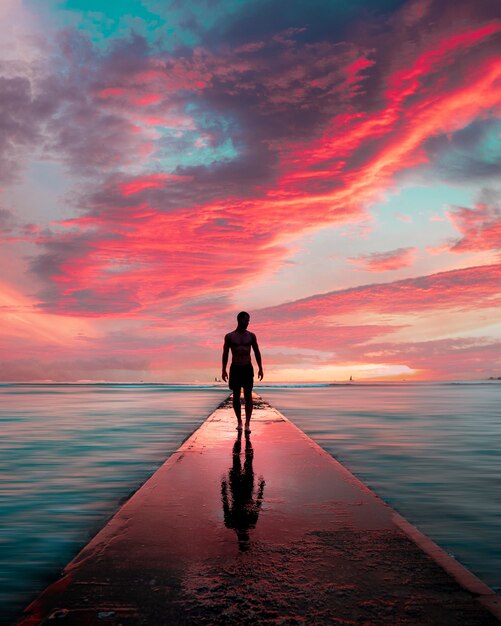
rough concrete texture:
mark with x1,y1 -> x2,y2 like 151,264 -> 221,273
17,395 -> 500,625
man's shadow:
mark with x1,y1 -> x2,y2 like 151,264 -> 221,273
221,432 -> 265,551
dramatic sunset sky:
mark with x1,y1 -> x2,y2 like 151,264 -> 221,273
1,0 -> 500,382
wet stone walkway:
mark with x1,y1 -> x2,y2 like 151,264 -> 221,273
17,395 -> 501,625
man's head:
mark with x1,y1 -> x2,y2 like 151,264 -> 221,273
237,311 -> 250,330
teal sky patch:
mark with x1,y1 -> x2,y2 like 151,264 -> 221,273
368,183 -> 476,251
150,104 -> 239,171
47,0 -> 167,47
30,0 -> 251,50
153,129 -> 238,171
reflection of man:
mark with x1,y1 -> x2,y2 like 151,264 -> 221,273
222,311 -> 263,433
221,432 -> 265,551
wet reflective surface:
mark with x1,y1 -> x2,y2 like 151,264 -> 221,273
221,433 -> 265,552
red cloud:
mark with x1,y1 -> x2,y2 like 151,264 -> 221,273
33,201 -> 291,316
348,247 -> 417,271
385,23 -> 501,103
95,57 -> 213,104
345,56 -> 375,89
120,174 -> 192,196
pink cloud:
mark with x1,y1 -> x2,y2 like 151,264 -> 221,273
256,323 -> 402,355
353,337 -> 501,380
256,264 -> 501,322
348,247 -> 417,271
396,213 -> 412,223
447,195 -> 501,254
31,200 -> 291,316
426,242 -> 453,256
97,87 -> 127,99
120,173 -> 192,196
234,41 -> 266,54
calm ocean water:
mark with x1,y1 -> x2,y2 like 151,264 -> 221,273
0,384 -> 229,624
1,382 -> 500,622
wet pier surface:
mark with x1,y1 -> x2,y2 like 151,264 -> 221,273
17,395 -> 500,625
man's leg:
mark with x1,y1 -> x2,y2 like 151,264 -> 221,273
243,387 -> 253,431
232,385 -> 242,428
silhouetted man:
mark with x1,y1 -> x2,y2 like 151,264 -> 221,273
222,311 -> 263,433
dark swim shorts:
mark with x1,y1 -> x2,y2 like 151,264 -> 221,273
229,363 -> 254,391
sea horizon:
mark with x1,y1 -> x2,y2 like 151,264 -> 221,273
1,378 -> 500,386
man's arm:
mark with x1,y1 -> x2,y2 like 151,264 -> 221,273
222,334 -> 230,382
251,334 -> 264,381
